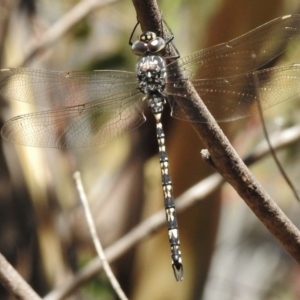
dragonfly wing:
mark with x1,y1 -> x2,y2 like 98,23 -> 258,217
167,15 -> 300,80
1,90 -> 145,148
0,68 -> 138,107
167,64 -> 300,122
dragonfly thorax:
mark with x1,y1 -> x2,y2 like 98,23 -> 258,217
137,56 -> 166,94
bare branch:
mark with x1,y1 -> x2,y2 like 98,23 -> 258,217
246,72 -> 300,201
0,252 -> 42,300
73,172 -> 128,300
245,123 -> 300,164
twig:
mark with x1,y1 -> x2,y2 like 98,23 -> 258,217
20,0 -> 117,67
0,252 -> 42,300
254,75 -> 300,201
244,123 -> 300,164
44,123 -> 300,300
73,171 -> 128,300
132,0 -> 300,265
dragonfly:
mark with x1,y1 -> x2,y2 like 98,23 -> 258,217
1,14 -> 300,281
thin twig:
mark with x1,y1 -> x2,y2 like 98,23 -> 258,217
0,252 -> 42,300
44,123 -> 300,300
20,0 -> 117,67
73,171 -> 128,300
254,75 -> 300,201
244,123 -> 300,164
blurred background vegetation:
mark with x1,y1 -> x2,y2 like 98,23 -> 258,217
1,0 -> 300,299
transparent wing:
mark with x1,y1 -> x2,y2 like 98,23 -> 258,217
167,14 -> 300,80
0,68 -> 146,148
1,90 -> 145,148
0,68 -> 138,107
166,64 -> 300,122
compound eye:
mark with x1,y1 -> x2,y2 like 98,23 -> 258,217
148,37 -> 166,53
139,31 -> 157,42
131,40 -> 147,55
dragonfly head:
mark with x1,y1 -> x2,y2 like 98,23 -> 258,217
131,31 -> 166,56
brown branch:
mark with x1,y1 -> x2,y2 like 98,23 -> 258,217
131,0 -> 300,263
73,172 -> 128,300
0,252 -> 42,300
